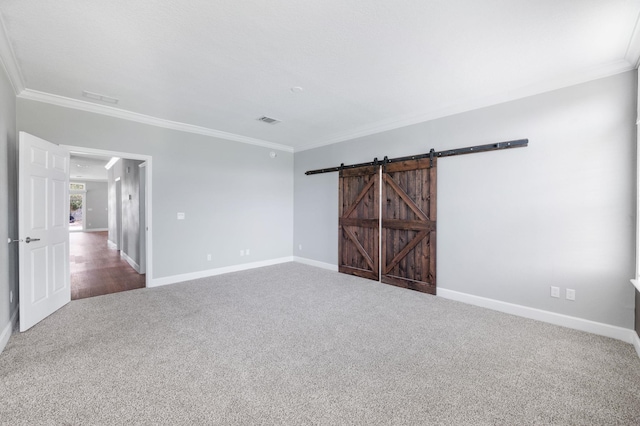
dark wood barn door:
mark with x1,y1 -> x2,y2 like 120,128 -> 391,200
338,165 -> 379,280
381,158 -> 437,294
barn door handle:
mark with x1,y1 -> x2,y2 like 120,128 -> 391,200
25,237 -> 40,243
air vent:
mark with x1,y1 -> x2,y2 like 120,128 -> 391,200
257,116 -> 280,125
82,90 -> 119,104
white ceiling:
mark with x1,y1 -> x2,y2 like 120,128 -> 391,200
69,154 -> 109,181
0,0 -> 639,152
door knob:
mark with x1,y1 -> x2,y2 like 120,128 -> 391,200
25,237 -> 40,243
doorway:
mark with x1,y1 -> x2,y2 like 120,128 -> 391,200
65,146 -> 153,298
17,133 -> 154,330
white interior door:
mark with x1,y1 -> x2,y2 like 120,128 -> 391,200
18,132 -> 70,332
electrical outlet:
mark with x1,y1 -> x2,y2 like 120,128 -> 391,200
566,289 -> 576,301
550,286 -> 560,298
207,254 -> 211,261
240,250 -> 244,256
246,249 -> 250,256
299,244 -> 302,251
177,212 -> 185,220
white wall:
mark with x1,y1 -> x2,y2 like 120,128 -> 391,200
294,71 -> 637,329
17,99 -> 294,282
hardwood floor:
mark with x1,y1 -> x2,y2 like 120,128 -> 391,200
70,231 -> 145,300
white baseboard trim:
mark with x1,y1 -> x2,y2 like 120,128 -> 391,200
107,239 -> 117,249
83,228 -> 108,232
293,256 -> 338,271
120,250 -> 140,273
149,256 -> 295,288
0,308 -> 19,354
437,288 -> 636,345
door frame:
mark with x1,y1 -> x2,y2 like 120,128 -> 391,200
138,162 -> 147,275
61,145 -> 153,286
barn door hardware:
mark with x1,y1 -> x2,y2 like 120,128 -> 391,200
304,138 -> 528,175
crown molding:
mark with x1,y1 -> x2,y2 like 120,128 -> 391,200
625,8 -> 640,69
18,89 -> 294,153
0,12 -> 25,94
294,59 -> 635,152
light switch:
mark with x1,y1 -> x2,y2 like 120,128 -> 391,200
177,212 -> 185,220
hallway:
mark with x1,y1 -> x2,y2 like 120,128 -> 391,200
70,231 -> 145,300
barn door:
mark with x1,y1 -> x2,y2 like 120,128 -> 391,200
381,158 -> 437,294
339,165 -> 379,280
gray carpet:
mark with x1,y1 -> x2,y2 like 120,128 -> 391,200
1,263 -> 639,425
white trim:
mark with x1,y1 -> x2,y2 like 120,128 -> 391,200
0,14 -> 25,94
631,279 -> 640,293
19,89 -> 294,153
69,177 -> 108,183
107,239 -> 117,249
295,60 -> 634,152
120,250 -> 140,273
8,64 -> 634,156
149,256 -> 294,288
82,228 -> 108,232
634,332 -> 640,360
293,256 -> 338,271
624,8 -> 640,68
63,146 -> 145,163
437,288 -> 636,344
0,308 -> 19,354
61,145 -> 153,287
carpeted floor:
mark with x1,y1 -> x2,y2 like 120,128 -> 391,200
1,262 -> 639,425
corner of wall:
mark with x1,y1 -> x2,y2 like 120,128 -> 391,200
0,306 -> 18,354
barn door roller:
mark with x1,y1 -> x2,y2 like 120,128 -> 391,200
305,138 -> 528,176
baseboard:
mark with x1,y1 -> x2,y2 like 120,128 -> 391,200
437,288 -> 636,345
633,331 -> 640,360
107,239 -> 117,249
82,228 -> 108,232
0,308 -> 19,354
293,256 -> 338,271
149,256 -> 295,288
120,250 -> 140,273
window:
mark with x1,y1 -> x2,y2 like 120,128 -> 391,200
69,182 -> 85,191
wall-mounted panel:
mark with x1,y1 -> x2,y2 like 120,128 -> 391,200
30,246 -> 48,303
30,176 -> 47,231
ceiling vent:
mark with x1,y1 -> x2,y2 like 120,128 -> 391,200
82,90 -> 119,104
257,116 -> 280,125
